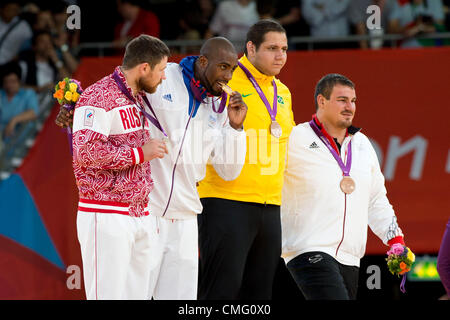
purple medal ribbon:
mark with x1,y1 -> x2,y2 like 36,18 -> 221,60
63,104 -> 74,155
309,119 -> 352,177
238,61 -> 277,121
213,91 -> 227,114
189,78 -> 227,113
112,70 -> 167,137
400,274 -> 407,293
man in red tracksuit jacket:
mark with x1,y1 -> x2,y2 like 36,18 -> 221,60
72,35 -> 169,300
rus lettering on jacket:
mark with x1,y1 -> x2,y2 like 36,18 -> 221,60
119,106 -> 142,130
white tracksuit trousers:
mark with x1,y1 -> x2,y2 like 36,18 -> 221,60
148,216 -> 198,300
77,212 -> 157,300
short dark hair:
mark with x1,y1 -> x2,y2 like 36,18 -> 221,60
122,34 -> 170,70
1,62 -> 22,82
314,73 -> 355,110
244,19 -> 286,56
32,30 -> 52,46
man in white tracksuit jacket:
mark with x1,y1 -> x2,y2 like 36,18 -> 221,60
145,38 -> 247,299
281,73 -> 412,300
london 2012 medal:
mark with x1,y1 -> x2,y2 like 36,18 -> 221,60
270,120 -> 282,138
340,176 -> 355,194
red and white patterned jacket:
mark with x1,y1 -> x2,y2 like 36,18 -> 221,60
72,66 -> 153,217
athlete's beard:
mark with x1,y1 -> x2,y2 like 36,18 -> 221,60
139,78 -> 160,94
337,118 -> 352,129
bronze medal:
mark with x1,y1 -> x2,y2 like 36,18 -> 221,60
270,120 -> 282,138
340,176 -> 356,194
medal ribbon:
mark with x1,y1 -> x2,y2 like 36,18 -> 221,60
238,61 -> 277,121
112,70 -> 167,137
190,78 -> 227,114
309,119 -> 352,176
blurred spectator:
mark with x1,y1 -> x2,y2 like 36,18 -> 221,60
50,1 -> 80,51
32,7 -> 54,33
444,0 -> 450,31
302,0 -> 352,49
30,3 -> 79,74
178,0 -> 216,40
0,1 -> 33,66
390,0 -> 447,47
205,0 -> 259,42
0,62 -> 38,146
348,0 -> 401,49
113,0 -> 160,49
275,1 -> 304,35
256,0 -> 310,48
256,0 -> 277,19
18,30 -> 70,101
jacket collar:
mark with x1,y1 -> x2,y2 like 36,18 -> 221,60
113,66 -> 146,100
180,56 -> 213,117
312,114 -> 361,154
239,54 -> 275,84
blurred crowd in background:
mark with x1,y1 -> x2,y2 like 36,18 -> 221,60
0,0 -> 449,176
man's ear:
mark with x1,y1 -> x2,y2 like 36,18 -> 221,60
198,55 -> 208,68
317,94 -> 326,109
139,62 -> 151,75
246,41 -> 256,57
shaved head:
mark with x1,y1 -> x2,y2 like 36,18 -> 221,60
195,37 -> 238,96
200,37 -> 236,58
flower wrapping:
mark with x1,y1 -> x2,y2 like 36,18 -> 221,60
53,77 -> 83,154
386,243 -> 415,293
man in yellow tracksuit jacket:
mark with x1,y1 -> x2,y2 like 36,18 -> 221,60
197,20 -> 296,299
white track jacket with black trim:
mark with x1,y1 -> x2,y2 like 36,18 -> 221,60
281,122 -> 403,267
146,62 -> 247,220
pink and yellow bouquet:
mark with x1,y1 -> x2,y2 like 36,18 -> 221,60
386,243 -> 415,292
53,77 -> 83,154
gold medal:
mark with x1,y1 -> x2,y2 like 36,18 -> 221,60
340,176 -> 355,194
220,83 -> 233,95
270,120 -> 282,138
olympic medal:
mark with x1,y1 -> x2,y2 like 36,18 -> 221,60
270,120 -> 282,138
340,176 -> 355,194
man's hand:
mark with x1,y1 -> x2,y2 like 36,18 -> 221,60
55,106 -> 73,128
227,91 -> 247,130
5,118 -> 18,137
141,138 -> 168,162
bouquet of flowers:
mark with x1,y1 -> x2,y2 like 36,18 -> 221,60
53,77 -> 83,154
386,243 -> 415,293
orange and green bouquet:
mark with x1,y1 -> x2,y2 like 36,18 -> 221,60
53,77 -> 83,154
386,244 -> 415,292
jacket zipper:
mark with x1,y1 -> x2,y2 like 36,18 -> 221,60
335,193 -> 347,257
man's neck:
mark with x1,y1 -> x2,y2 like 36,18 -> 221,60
6,91 -> 17,100
316,114 -> 346,145
193,60 -> 200,81
121,67 -> 139,96
246,55 -> 265,76
35,52 -> 47,62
